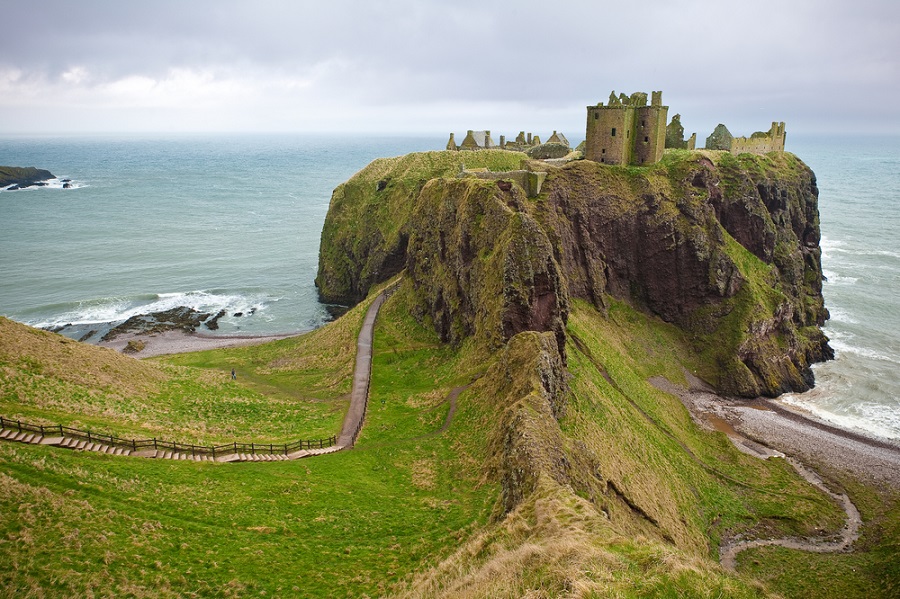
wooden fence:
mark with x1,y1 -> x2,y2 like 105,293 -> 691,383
0,415 -> 336,458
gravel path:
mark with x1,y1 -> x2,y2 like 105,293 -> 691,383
653,374 -> 900,570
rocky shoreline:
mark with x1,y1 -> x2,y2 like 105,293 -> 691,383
96,328 -> 298,358
49,305 -> 295,357
661,373 -> 900,488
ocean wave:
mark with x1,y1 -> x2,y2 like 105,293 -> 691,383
828,337 -> 900,365
821,269 -> 859,285
827,245 -> 900,260
1,177 -> 87,191
779,394 -> 900,441
825,307 -> 859,324
30,290 -> 268,329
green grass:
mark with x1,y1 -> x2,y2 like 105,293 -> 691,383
564,299 -> 845,554
0,437 -> 496,598
737,468 -> 900,598
0,289 -> 500,598
1,285 -> 894,597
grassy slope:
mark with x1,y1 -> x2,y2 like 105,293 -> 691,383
0,289 -> 498,598
1,287 -> 895,597
393,297 -> 854,597
0,296 -> 375,443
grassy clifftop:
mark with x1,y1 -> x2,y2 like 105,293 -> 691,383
316,150 -> 527,305
0,166 -> 54,188
318,148 -> 831,398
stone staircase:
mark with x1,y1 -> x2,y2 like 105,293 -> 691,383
0,426 -> 345,462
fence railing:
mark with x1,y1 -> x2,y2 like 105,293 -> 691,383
0,415 -> 336,458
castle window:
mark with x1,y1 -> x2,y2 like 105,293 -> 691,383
611,128 -> 616,137
644,136 -> 649,143
641,120 -> 645,126
594,113 -> 599,120
601,149 -> 606,154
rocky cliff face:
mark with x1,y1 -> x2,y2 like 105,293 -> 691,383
317,149 -> 831,398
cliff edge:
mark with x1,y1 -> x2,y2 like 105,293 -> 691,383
317,148 -> 831,399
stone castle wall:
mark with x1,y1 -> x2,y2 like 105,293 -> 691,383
730,122 -> 786,155
584,90 -> 668,166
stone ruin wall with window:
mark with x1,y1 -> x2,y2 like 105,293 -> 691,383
584,91 -> 668,166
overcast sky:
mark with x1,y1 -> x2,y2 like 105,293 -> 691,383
2,0 -> 898,138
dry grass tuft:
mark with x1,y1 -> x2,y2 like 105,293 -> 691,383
411,459 -> 437,490
0,316 -> 169,399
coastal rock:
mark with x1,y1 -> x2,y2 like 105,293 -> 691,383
406,177 -> 569,357
101,306 -> 211,341
205,309 -> 227,330
315,150 -> 527,305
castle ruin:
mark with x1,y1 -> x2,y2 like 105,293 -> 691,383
703,122 -> 786,154
444,89 -> 786,166
728,122 -> 786,154
447,129 -> 555,152
584,91 -> 668,165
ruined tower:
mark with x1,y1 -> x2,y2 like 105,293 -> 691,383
585,90 -> 668,166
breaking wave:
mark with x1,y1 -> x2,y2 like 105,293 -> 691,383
29,290 -> 272,330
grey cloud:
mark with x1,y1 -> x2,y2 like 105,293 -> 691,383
1,0 -> 899,134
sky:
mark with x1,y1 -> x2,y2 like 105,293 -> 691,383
1,0 -> 898,138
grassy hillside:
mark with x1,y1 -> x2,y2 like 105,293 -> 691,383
0,297 -> 371,443
0,289 -> 499,597
5,284 -> 894,597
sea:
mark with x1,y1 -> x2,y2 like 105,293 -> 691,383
1,134 -> 898,440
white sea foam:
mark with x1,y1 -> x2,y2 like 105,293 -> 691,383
32,290 -> 268,329
1,177 -> 86,191
826,244 -> 900,261
821,269 -> 858,285
825,307 -> 858,324
828,338 -> 900,365
780,394 -> 900,440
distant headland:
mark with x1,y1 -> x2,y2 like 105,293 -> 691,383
0,166 -> 59,190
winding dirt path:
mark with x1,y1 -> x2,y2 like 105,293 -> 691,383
654,374 -> 870,571
336,286 -> 394,447
719,456 -> 861,569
